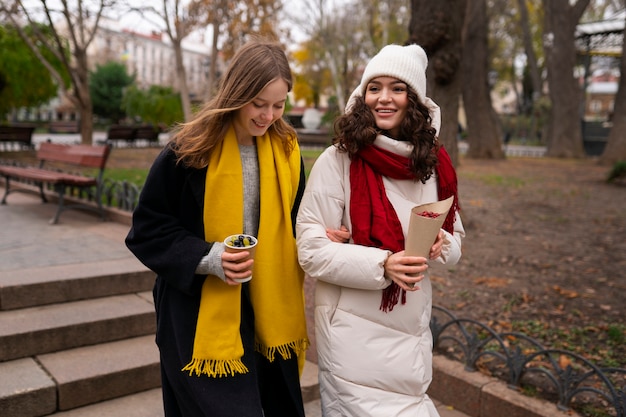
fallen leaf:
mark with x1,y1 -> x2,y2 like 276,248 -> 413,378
552,285 -> 580,299
430,275 -> 449,285
467,199 -> 484,207
559,354 -> 572,369
473,277 -> 510,288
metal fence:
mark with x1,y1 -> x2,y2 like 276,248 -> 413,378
101,178 -> 142,211
431,306 -> 625,417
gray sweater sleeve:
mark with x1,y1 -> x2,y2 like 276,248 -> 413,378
194,144 -> 260,281
195,243 -> 226,281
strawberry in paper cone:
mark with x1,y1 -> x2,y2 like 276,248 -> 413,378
405,195 -> 454,257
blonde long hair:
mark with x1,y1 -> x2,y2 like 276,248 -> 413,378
172,39 -> 297,168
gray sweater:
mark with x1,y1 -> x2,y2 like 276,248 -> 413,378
195,144 -> 260,279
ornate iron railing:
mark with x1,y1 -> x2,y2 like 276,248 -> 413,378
101,178 -> 142,211
431,305 -> 625,417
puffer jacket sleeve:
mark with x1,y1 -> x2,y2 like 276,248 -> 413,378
296,147 -> 391,290
436,212 -> 464,265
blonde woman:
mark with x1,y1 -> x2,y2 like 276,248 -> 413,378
126,39 -> 308,417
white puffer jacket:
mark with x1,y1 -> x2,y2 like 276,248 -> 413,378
296,135 -> 464,417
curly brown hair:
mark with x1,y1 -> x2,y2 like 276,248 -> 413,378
333,88 -> 440,182
170,39 -> 297,169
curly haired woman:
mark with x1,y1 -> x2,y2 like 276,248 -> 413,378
296,44 -> 465,417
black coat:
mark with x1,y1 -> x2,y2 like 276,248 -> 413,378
125,145 -> 306,417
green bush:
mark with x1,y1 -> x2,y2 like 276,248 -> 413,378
606,161 -> 626,183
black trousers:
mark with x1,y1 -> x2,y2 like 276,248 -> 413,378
160,350 -> 304,417
156,282 -> 305,417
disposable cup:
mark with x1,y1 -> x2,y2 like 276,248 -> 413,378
223,234 -> 258,283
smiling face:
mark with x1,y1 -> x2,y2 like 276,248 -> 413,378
364,76 -> 409,138
233,78 -> 289,145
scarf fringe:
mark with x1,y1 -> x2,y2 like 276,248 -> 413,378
380,283 -> 407,312
255,338 -> 310,362
182,358 -> 249,378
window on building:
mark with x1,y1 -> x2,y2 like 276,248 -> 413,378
589,100 -> 601,113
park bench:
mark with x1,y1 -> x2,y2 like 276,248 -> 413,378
297,128 -> 333,147
0,142 -> 111,224
104,124 -> 162,148
0,125 -> 36,151
48,120 -> 80,133
133,124 -> 161,147
104,125 -> 137,148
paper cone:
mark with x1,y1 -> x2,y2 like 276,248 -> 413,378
405,196 -> 454,257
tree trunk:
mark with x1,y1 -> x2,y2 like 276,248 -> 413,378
518,0 -> 544,143
325,49 -> 346,111
518,0 -> 542,98
408,0 -> 467,167
173,39 -> 192,121
462,0 -> 505,159
160,0 -> 197,122
76,51 -> 94,145
206,20 -> 220,101
543,0 -> 589,158
600,11 -> 626,164
78,105 -> 94,145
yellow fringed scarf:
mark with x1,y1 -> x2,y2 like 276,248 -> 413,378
182,127 -> 309,378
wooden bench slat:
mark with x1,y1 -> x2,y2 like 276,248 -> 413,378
0,167 -> 97,186
48,120 -> 79,133
0,167 -> 70,183
0,125 -> 36,150
36,143 -> 110,168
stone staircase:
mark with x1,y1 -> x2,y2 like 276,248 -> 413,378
0,255 -> 320,416
0,255 -> 161,417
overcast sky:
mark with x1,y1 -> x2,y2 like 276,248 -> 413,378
112,0 -> 349,50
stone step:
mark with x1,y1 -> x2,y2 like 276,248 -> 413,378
39,335 -> 161,411
1,347 -> 319,417
43,362 -> 321,417
46,389 -> 164,417
0,292 -> 155,361
0,258 -> 154,311
0,357 -> 57,417
0,335 -> 161,417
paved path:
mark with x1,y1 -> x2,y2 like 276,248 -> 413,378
0,186 -> 471,417
0,188 -> 132,273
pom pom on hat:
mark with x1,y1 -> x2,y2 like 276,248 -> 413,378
346,44 -> 428,113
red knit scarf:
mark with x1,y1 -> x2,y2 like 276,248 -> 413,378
349,144 -> 459,312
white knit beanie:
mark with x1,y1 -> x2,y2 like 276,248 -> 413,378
346,44 -> 428,113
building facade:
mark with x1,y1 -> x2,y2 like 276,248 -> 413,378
16,18 -> 216,124
584,71 -> 618,122
91,21 -> 215,103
